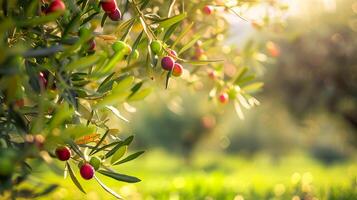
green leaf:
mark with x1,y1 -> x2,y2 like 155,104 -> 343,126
63,13 -> 81,37
81,12 -> 100,26
94,91 -> 130,108
178,34 -> 201,55
95,50 -> 129,76
104,136 -> 134,158
127,31 -> 143,65
128,88 -> 152,101
113,151 -> 145,165
97,73 -> 131,93
172,22 -> 194,48
66,162 -> 86,194
242,82 -> 264,92
67,140 -> 85,158
121,18 -> 136,41
90,142 -> 119,156
158,13 -> 187,29
94,175 -> 123,199
116,18 -> 136,33
183,59 -> 224,65
140,0 -> 150,9
165,70 -> 172,89
101,13 -> 108,27
110,145 -> 127,164
63,125 -> 95,139
105,105 -> 129,123
128,81 -> 143,97
236,74 -> 256,85
112,76 -> 135,94
65,54 -> 101,71
163,22 -> 180,42
96,72 -> 115,93
233,67 -> 248,84
49,103 -> 74,129
18,12 -> 63,27
89,130 -> 109,155
98,170 -> 141,183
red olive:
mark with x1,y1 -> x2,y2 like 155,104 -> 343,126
161,56 -> 175,71
80,163 -> 95,180
101,0 -> 117,13
172,63 -> 183,77
108,8 -> 122,21
202,5 -> 213,15
46,0 -> 65,14
218,93 -> 229,104
55,146 -> 71,161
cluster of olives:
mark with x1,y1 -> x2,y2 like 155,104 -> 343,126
55,146 -> 101,180
149,40 -> 183,77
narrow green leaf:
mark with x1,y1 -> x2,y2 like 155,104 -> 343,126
101,13 -> 108,27
233,67 -> 248,84
95,50 -> 129,76
105,106 -> 129,123
66,162 -> 86,194
129,82 -> 143,97
113,151 -> 145,165
94,91 -> 130,108
104,136 -> 134,158
163,22 -> 180,42
94,175 -> 123,199
172,22 -> 194,48
90,142 -> 120,156
112,76 -> 135,94
18,12 -> 63,27
242,82 -> 264,92
165,70 -> 172,89
121,18 -> 136,41
65,54 -> 101,71
158,13 -> 187,29
81,12 -> 100,26
98,170 -> 141,183
63,13 -> 81,37
178,34 -> 201,55
116,18 -> 135,33
140,0 -> 150,9
128,88 -> 152,101
127,31 -> 143,65
183,59 -> 224,65
67,140 -> 84,158
96,72 -> 115,93
236,74 -> 255,85
89,130 -> 109,155
110,145 -> 127,164
63,125 -> 95,139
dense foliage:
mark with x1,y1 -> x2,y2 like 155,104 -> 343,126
0,0 -> 286,198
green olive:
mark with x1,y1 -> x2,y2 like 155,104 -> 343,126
150,40 -> 162,54
112,41 -> 131,53
89,156 -> 101,171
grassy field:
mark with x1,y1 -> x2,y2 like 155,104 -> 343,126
26,150 -> 357,200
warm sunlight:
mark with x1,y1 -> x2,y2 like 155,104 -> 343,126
0,0 -> 355,199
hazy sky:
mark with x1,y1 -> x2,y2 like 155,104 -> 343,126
225,0 -> 337,44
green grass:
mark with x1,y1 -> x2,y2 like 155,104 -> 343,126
24,150 -> 357,200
